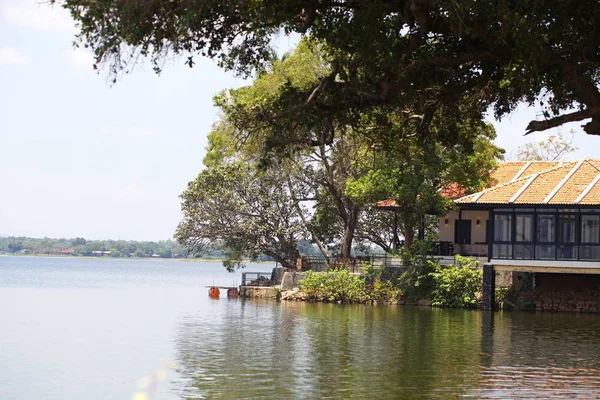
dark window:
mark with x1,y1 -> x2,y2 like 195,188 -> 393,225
493,214 -> 512,259
514,214 -> 534,259
515,214 -> 533,242
581,215 -> 600,244
558,214 -> 577,243
558,214 -> 577,260
536,214 -> 556,260
490,208 -> 600,261
537,214 -> 555,243
454,220 -> 472,244
536,245 -> 556,260
493,244 -> 512,259
494,214 -> 512,242
581,215 -> 600,261
580,246 -> 600,261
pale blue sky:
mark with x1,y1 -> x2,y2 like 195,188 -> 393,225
1,0 -> 599,241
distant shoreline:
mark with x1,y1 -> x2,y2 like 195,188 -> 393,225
0,253 -> 275,264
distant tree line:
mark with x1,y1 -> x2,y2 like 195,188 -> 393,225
0,236 -> 190,258
0,236 -> 328,261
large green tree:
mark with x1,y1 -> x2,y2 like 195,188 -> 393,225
175,163 -> 306,270
57,0 -> 600,144
347,123 -> 504,248
193,41 -> 503,256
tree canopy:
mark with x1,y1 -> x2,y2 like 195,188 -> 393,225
176,42 -> 504,264
175,162 -> 307,270
57,0 -> 600,142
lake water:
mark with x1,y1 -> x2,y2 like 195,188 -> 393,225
1,256 -> 600,399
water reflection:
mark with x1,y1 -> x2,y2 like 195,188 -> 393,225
175,303 -> 600,399
472,312 -> 600,399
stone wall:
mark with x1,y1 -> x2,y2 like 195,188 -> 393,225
239,286 -> 277,299
520,273 -> 600,313
280,271 -> 305,290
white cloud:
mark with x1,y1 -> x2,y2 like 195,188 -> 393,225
2,0 -> 74,31
67,48 -> 95,69
0,47 -> 30,65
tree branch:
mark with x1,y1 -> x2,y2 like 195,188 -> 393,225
525,106 -> 600,135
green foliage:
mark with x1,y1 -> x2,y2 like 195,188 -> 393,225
198,42 -> 502,261
0,236 -> 188,258
175,162 -> 305,269
430,256 -> 483,309
58,0 -> 600,141
396,239 -> 438,301
360,263 -> 382,283
7,239 -> 23,253
371,279 -> 403,303
495,286 -> 511,306
346,123 -> 502,248
222,256 -> 245,273
299,269 -> 368,303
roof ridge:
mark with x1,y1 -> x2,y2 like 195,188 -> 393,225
542,159 -> 585,203
583,158 -> 600,174
575,173 -> 600,204
456,161 -> 576,203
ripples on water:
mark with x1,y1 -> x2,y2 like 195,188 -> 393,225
173,302 -> 600,399
2,256 -> 600,399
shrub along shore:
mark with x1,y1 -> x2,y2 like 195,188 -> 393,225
279,255 -> 494,309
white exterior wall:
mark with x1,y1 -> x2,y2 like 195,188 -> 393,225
438,210 -> 490,244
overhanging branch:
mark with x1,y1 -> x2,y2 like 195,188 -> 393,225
525,107 -> 600,135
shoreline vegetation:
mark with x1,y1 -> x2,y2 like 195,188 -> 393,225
0,236 -> 275,263
276,255 -> 500,310
0,252 -> 274,264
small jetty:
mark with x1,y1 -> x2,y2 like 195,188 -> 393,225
206,286 -> 239,298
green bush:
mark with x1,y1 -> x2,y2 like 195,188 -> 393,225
397,239 -> 437,301
361,263 -> 382,285
430,256 -> 483,308
371,279 -> 403,302
299,269 -> 368,303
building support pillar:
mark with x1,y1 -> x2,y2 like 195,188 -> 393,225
482,263 -> 496,311
392,211 -> 399,251
457,208 -> 463,254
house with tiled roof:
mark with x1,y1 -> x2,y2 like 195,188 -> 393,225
444,158 -> 600,262
437,160 -> 565,258
437,158 -> 600,310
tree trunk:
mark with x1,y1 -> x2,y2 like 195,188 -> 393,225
403,224 -> 414,249
266,250 -> 297,270
340,207 -> 358,259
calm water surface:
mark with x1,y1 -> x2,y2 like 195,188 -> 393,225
1,256 -> 600,399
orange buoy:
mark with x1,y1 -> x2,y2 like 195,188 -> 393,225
227,288 -> 240,298
209,287 -> 220,298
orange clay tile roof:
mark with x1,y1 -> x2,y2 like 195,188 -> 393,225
519,161 -> 563,180
373,199 -> 399,208
488,161 -> 563,185
439,161 -> 563,200
489,162 -> 528,185
439,182 -> 466,199
455,159 -> 600,205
